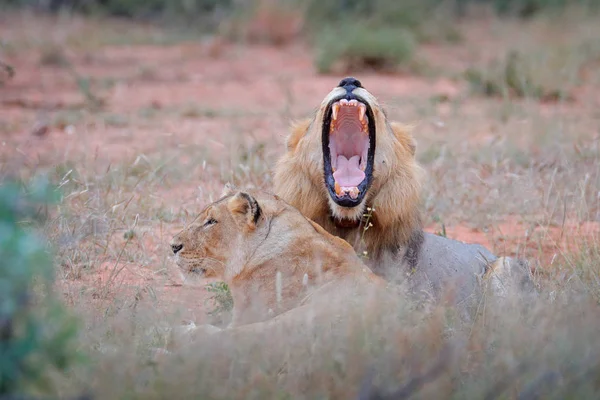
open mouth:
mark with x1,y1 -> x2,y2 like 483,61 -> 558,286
322,94 -> 375,208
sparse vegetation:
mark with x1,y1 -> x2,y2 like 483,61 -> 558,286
465,38 -> 600,100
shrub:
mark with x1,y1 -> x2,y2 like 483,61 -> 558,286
314,24 -> 416,73
306,0 -> 463,73
0,177 -> 80,396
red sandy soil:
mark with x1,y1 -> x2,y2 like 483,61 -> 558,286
1,15 -> 598,320
425,218 -> 599,271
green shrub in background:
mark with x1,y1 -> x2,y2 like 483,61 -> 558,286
314,23 -> 416,73
306,0 -> 439,73
0,177 -> 80,396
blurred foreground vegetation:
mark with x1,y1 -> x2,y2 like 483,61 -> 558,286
0,178 -> 80,397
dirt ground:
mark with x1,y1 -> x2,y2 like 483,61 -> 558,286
1,12 -> 599,322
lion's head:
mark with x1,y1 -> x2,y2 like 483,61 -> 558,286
170,185 -> 267,278
170,185 -> 374,325
274,77 -> 423,258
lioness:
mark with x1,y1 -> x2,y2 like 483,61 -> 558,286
274,77 -> 532,304
170,185 -> 387,327
167,185 -> 527,348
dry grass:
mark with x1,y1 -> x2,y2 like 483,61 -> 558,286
1,7 -> 599,399
464,11 -> 600,100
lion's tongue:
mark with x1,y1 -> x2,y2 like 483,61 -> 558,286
333,155 -> 364,187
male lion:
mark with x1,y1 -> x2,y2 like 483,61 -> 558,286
273,77 -> 532,304
170,185 -> 388,327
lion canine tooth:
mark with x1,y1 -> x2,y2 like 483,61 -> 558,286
335,182 -> 342,195
359,104 -> 366,121
332,103 -> 340,120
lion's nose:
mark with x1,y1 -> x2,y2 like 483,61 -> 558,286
338,77 -> 362,91
171,244 -> 183,254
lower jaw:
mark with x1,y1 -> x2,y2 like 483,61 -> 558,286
327,176 -> 369,206
327,195 -> 367,220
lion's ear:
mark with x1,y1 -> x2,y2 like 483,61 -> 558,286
287,119 -> 311,151
221,182 -> 238,198
390,122 -> 417,156
407,137 -> 417,156
227,192 -> 262,231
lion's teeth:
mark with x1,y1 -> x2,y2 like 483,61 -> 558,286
337,186 -> 361,198
340,99 -> 349,106
340,186 -> 360,199
332,103 -> 340,120
361,148 -> 368,170
359,104 -> 366,121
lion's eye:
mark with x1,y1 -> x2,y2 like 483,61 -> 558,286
204,218 -> 217,227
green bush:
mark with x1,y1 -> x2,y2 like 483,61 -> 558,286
314,24 -> 416,73
306,0 -> 460,73
0,177 -> 80,396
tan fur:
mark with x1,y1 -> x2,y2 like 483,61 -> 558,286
170,186 -> 386,327
273,85 -> 424,260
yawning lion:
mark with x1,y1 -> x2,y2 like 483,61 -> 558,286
273,77 -> 532,304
